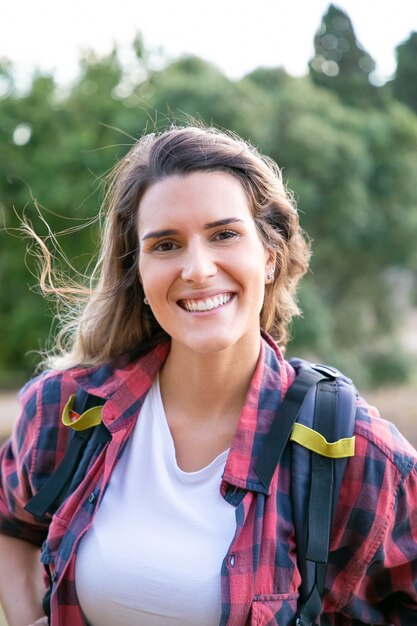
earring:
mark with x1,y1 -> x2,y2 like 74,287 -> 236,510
144,296 -> 149,305
267,270 -> 274,283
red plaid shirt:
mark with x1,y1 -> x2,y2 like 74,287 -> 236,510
1,333 -> 417,625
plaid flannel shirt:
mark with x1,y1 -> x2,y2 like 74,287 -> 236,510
1,333 -> 417,625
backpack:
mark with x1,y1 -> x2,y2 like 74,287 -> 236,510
25,358 -> 356,626
255,359 -> 356,625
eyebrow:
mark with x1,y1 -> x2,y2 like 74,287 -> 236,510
141,218 -> 244,241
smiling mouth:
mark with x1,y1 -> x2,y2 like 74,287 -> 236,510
179,293 -> 233,312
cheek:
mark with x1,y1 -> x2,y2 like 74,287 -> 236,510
238,247 -> 268,282
138,257 -> 157,286
139,259 -> 173,303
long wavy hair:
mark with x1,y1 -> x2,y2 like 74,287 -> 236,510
37,125 -> 310,369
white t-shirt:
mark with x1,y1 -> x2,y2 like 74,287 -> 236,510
75,375 -> 237,626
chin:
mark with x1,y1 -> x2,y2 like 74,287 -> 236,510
189,338 -> 234,355
179,327 -> 253,356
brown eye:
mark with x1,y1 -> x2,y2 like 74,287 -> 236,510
153,240 -> 178,252
213,230 -> 238,241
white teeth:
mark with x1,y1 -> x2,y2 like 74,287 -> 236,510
183,293 -> 231,312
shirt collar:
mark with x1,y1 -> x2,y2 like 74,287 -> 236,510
69,332 -> 295,490
70,342 -> 170,394
69,340 -> 171,431
222,332 -> 295,495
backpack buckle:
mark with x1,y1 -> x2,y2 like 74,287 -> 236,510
311,363 -> 340,379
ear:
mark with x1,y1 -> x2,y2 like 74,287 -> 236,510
265,247 -> 276,268
264,248 -> 277,283
265,248 -> 277,271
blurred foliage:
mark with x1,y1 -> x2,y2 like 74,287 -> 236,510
308,4 -> 384,108
1,8 -> 417,388
391,32 -> 417,113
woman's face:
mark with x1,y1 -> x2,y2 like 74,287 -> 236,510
137,171 -> 274,357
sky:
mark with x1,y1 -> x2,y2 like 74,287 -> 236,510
1,0 -> 416,89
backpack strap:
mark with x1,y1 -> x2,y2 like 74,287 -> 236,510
290,361 -> 357,626
25,388 -> 109,518
254,366 -> 330,490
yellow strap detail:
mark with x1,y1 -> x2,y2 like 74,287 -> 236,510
62,394 -> 103,431
290,422 -> 355,458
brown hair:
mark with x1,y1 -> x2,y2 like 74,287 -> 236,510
40,125 -> 310,368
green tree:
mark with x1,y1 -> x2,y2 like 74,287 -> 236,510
391,32 -> 417,112
309,4 -> 382,108
0,47 -> 149,384
142,54 -> 262,138
243,70 -> 417,383
1,38 -> 417,387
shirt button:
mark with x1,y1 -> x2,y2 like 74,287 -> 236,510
228,554 -> 235,567
88,492 -> 96,504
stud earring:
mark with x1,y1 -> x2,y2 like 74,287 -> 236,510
144,296 -> 149,305
266,271 -> 274,283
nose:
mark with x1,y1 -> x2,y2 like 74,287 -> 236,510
181,240 -> 217,283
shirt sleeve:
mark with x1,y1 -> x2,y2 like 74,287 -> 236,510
325,398 -> 417,624
364,461 -> 417,625
0,375 -> 53,546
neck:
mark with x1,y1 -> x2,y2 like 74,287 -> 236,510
159,336 -> 262,425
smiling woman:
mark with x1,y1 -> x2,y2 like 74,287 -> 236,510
137,171 -> 276,359
0,126 -> 417,626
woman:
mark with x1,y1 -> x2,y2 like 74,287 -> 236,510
0,126 -> 416,626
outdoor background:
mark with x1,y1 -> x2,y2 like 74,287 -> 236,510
0,2 -> 416,417
1,0 -> 417,422
1,1 -> 417,620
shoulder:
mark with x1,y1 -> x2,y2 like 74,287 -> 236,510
0,368 -> 83,541
353,395 -> 417,479
19,367 -> 78,409
11,369 -> 81,487
332,392 -> 417,560
338,392 -> 417,527
17,367 -> 80,431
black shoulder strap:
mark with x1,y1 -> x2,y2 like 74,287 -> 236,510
25,389 -> 109,518
254,366 -> 328,489
291,363 -> 357,626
